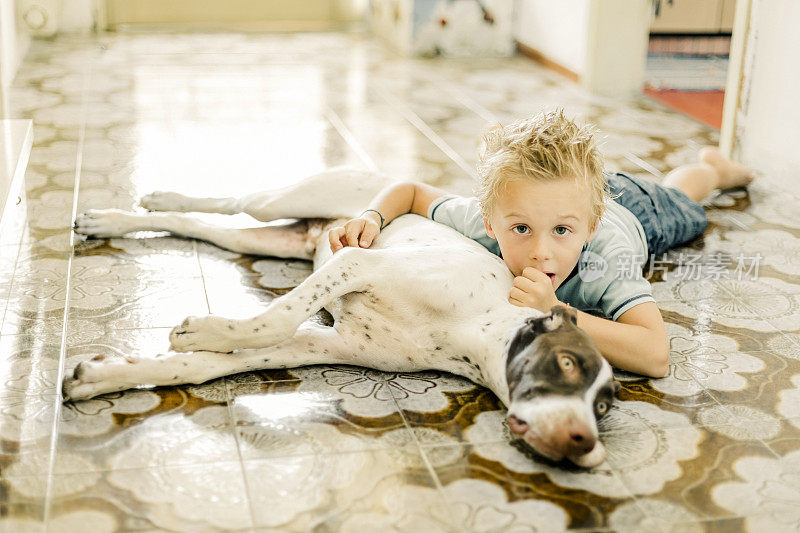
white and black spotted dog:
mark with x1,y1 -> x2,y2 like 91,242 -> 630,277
64,168 -> 618,467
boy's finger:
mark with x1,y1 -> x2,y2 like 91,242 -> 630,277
509,287 -> 527,300
522,267 -> 548,281
346,229 -> 361,247
343,220 -> 363,247
328,228 -> 344,251
359,225 -> 380,247
513,275 -> 536,291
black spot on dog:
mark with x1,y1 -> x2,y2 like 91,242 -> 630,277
365,333 -> 372,340
315,284 -> 321,288
286,305 -> 292,310
182,362 -> 188,366
325,287 -> 331,293
435,346 -> 442,350
323,349 -> 330,354
358,344 -> 365,351
469,292 -> 474,298
490,272 -> 497,279
228,325 -> 234,330
332,281 -> 339,286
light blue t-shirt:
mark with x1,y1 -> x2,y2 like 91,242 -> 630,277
427,194 -> 655,320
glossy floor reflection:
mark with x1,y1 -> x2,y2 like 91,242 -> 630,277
1,30 -> 799,532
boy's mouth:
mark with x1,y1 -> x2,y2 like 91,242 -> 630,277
546,272 -> 556,284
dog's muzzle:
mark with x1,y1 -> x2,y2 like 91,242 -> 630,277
507,412 -> 605,467
508,396 -> 606,468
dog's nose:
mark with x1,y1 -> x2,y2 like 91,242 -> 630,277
566,424 -> 596,455
507,414 -> 529,435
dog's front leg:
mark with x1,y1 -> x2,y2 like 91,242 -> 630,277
170,247 -> 380,353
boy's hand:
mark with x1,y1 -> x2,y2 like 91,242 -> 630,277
329,213 -> 381,253
509,267 -> 560,312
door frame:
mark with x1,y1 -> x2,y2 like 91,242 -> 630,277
719,0 -> 752,158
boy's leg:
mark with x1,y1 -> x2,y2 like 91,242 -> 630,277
661,147 -> 754,202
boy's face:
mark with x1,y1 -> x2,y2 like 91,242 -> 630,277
483,178 -> 598,289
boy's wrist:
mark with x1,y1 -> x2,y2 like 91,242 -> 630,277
361,209 -> 385,229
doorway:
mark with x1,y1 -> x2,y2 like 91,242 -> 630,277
643,0 -> 736,129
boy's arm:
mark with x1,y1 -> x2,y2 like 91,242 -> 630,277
331,181 -> 449,251
572,301 -> 669,378
364,181 -> 449,224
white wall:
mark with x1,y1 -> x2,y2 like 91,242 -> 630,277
736,0 -> 800,183
582,0 -> 650,96
513,0 -> 589,74
513,0 -> 650,96
0,0 -> 30,97
60,0 -> 94,31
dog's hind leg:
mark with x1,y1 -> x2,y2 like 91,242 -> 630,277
169,247 -> 381,353
75,209 -> 329,259
63,321 -> 360,402
140,167 -> 392,222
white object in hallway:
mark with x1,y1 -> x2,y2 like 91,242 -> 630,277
20,0 -> 59,37
369,0 -> 514,57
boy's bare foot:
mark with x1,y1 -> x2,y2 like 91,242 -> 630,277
699,147 -> 755,189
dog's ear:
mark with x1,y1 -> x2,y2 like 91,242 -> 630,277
550,304 -> 577,326
524,309 -> 561,333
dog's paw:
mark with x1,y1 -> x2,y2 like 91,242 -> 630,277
74,209 -> 138,238
140,191 -> 190,212
62,355 -> 123,402
169,315 -> 240,353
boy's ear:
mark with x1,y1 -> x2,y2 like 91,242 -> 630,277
586,218 -> 600,243
483,216 -> 496,239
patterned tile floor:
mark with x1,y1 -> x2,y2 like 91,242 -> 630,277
1,30 -> 799,532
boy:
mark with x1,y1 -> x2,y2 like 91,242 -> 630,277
328,110 -> 753,377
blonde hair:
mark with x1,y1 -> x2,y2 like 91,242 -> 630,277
476,109 -> 608,229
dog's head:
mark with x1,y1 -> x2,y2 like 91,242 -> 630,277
505,304 -> 618,468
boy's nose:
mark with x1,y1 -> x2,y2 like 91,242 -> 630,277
528,237 -> 551,261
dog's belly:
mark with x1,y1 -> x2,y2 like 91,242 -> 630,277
313,215 -> 514,376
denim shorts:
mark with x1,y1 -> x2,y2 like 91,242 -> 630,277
606,171 -> 708,257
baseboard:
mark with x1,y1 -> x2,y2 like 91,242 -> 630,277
515,41 -> 579,83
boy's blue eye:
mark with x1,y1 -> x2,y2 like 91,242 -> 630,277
554,226 -> 570,236
513,225 -> 529,235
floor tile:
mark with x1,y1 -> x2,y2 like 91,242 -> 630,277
613,424 -> 778,521
229,370 -> 413,460
242,447 -> 441,531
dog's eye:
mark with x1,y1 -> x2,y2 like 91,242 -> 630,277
596,401 -> 608,415
558,355 -> 575,371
